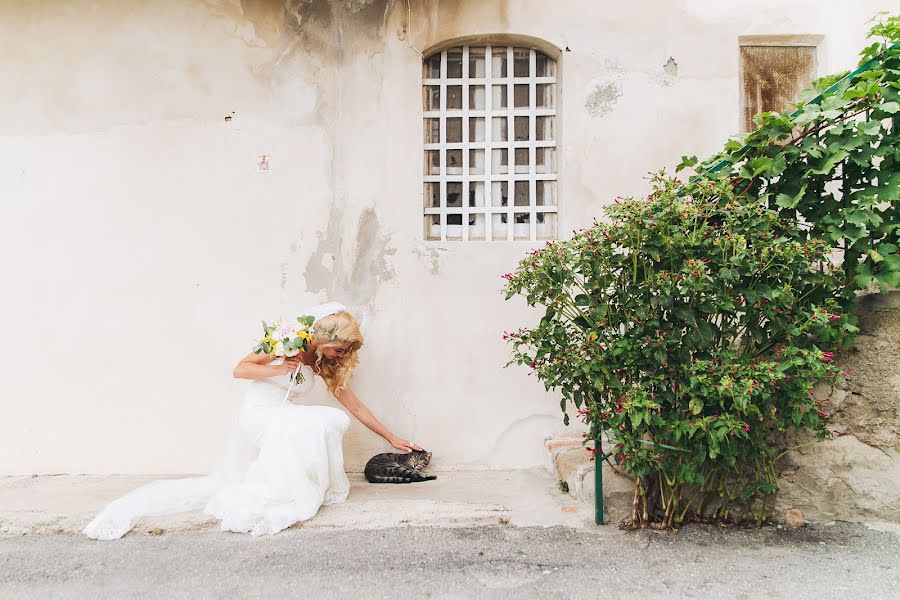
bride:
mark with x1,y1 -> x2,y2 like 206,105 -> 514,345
84,302 -> 422,540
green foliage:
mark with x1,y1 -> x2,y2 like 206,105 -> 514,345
683,13 -> 900,295
502,16 -> 900,528
503,176 -> 852,527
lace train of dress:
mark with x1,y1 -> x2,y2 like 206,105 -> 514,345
83,303 -> 352,540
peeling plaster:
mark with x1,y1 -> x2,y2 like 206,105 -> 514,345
411,240 -> 444,275
279,240 -> 301,291
584,59 -> 624,118
653,56 -> 679,87
304,207 -> 396,309
584,80 -> 622,117
663,56 -> 678,77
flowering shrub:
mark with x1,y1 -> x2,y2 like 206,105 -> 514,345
503,175 -> 856,527
502,14 -> 897,529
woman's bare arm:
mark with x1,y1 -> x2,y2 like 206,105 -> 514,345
334,386 -> 423,452
233,351 -> 301,380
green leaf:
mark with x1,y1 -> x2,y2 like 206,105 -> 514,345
676,155 -> 699,172
719,268 -> 739,283
740,157 -> 773,179
766,154 -> 787,177
696,321 -> 714,346
672,306 -> 696,325
854,271 -> 874,288
808,149 -> 849,175
630,412 -> 644,428
689,398 -> 703,415
845,210 -> 870,227
878,270 -> 900,288
876,242 -> 898,255
775,184 -> 806,209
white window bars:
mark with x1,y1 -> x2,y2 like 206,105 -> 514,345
423,46 -> 558,241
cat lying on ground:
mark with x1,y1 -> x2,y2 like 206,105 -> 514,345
364,450 -> 437,484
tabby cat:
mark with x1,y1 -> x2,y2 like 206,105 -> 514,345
364,450 -> 436,484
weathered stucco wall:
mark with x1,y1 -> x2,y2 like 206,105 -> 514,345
777,291 -> 900,522
1,0 -> 895,475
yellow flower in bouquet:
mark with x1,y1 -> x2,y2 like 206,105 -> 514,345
254,315 -> 316,384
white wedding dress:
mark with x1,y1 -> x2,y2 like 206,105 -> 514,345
83,302 -> 352,540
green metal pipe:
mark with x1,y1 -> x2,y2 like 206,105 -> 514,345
594,439 -> 605,525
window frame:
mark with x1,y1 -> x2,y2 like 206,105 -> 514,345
737,35 -> 824,132
422,44 -> 559,242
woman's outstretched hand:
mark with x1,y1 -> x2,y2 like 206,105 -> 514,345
389,437 -> 424,453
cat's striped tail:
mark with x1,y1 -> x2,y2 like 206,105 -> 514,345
365,464 -> 437,484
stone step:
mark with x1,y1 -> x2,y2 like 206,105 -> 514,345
545,437 -> 634,524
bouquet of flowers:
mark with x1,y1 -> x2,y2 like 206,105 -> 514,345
253,315 -> 316,384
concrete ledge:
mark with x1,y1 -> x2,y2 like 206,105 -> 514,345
0,470 -> 595,537
544,437 -> 635,524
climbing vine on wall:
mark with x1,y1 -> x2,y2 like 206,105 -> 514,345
680,13 -> 899,298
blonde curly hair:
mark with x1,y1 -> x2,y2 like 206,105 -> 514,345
312,310 -> 364,395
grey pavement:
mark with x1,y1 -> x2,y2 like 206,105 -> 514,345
2,522 -> 899,599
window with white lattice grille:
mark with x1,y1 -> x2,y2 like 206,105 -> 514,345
423,46 -> 558,241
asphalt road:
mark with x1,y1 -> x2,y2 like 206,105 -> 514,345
1,523 -> 897,599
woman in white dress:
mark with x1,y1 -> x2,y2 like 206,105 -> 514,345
84,302 -> 421,540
